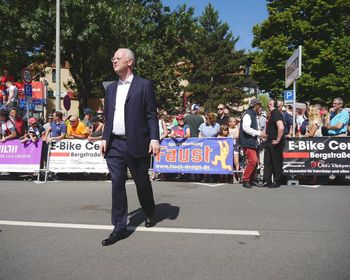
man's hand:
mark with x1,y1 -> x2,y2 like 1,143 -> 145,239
149,140 -> 160,156
260,132 -> 268,139
100,141 -> 106,157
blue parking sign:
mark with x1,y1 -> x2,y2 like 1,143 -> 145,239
24,84 -> 32,97
24,84 -> 32,101
284,90 -> 294,102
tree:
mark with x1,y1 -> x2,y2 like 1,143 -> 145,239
6,0 -> 198,113
252,0 -> 350,105
184,4 -> 246,111
0,1 -> 42,78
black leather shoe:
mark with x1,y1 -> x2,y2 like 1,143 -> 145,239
261,182 -> 273,188
268,183 -> 281,188
102,230 -> 126,246
242,181 -> 252,188
145,216 -> 156,227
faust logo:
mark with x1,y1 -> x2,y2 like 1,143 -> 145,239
211,141 -> 232,171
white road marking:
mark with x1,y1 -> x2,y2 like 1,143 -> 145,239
193,182 -> 228,187
104,181 -> 134,185
286,184 -> 321,188
0,220 -> 260,236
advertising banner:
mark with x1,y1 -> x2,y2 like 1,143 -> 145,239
48,139 -> 108,173
283,137 -> 350,175
153,138 -> 234,174
0,139 -> 42,172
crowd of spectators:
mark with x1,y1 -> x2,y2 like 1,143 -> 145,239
151,97 -> 350,183
0,74 -> 349,183
0,107 -> 105,145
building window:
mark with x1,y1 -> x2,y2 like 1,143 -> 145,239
52,69 -> 56,83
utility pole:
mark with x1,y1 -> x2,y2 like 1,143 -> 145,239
55,0 -> 61,110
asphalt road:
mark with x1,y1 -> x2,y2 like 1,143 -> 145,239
0,180 -> 349,280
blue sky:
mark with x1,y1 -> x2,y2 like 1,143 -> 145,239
162,0 -> 268,51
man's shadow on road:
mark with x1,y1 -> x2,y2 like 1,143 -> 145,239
124,203 -> 180,237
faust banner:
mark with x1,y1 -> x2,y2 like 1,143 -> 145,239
153,138 -> 234,174
283,137 -> 350,175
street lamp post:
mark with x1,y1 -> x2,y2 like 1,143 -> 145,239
55,0 -> 61,111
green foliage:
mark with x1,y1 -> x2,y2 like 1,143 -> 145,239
252,0 -> 350,105
0,0 -> 247,113
184,4 -> 246,111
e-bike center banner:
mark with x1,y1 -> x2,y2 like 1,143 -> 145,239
283,137 -> 350,175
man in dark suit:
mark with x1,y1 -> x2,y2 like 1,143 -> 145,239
100,48 -> 160,246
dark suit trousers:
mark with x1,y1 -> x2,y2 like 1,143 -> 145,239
263,141 -> 284,184
106,138 -> 155,232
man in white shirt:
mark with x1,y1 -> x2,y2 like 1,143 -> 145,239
5,81 -> 18,109
238,98 -> 267,188
100,48 -> 160,246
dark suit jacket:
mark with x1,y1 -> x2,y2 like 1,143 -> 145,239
102,75 -> 159,157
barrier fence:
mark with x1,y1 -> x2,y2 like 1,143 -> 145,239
0,137 -> 349,181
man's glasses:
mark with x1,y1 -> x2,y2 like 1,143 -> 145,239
111,57 -> 123,63
111,57 -> 132,63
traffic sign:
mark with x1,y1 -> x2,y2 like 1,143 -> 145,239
284,90 -> 294,103
63,94 -> 71,111
22,68 -> 32,84
24,84 -> 33,101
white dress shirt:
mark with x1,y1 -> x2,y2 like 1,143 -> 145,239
112,74 -> 134,135
242,113 -> 261,137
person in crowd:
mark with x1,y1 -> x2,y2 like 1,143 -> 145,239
4,80 -> 18,108
43,114 -> 54,132
218,124 -> 229,137
184,104 -> 203,138
96,108 -> 104,122
66,115 -> 89,139
282,104 -> 293,138
44,111 -> 67,143
9,108 -> 25,137
170,114 -> 190,140
99,48 -> 159,246
224,108 -> 230,118
296,105 -> 308,136
228,117 -> 240,181
158,112 -> 169,141
258,107 -> 267,133
239,98 -> 267,188
164,115 -> 174,134
0,88 -> 5,106
262,99 -> 285,188
324,98 -> 349,136
150,112 -> 169,181
87,116 -> 104,142
20,117 -> 44,144
305,105 -> 323,137
199,112 -> 221,183
199,112 -> 220,137
218,124 -> 231,183
348,110 -> 350,136
82,108 -> 93,127
216,104 -> 229,125
0,69 -> 14,87
0,109 -> 17,142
